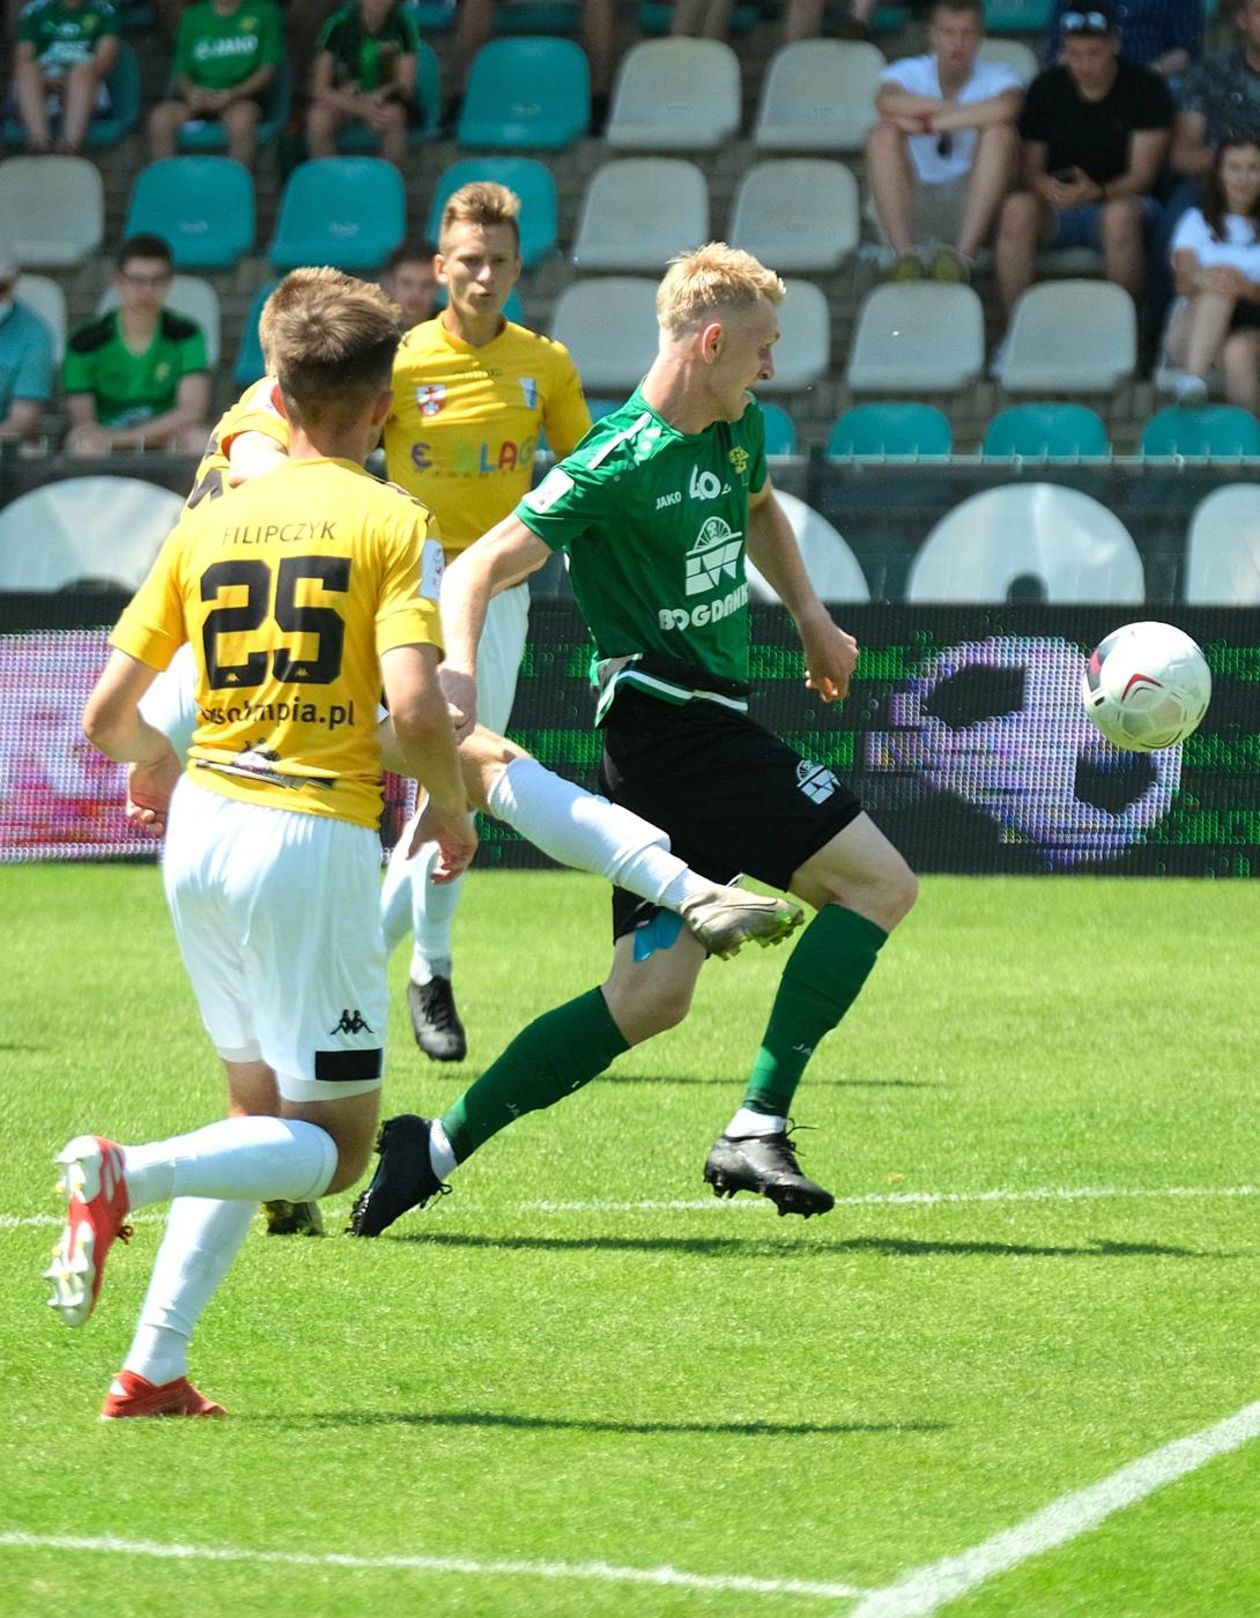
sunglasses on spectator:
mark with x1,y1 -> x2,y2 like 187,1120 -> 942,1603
1061,10 -> 1114,31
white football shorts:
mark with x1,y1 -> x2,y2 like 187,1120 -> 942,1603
162,776 -> 388,1102
472,579 -> 530,735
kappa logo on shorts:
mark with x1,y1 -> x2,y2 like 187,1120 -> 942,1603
684,516 -> 743,597
330,1009 -> 373,1036
796,760 -> 839,805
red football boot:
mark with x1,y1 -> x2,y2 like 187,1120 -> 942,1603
101,1371 -> 227,1420
45,1135 -> 132,1326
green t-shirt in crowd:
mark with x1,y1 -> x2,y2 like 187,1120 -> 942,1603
317,2 -> 419,92
63,308 -> 208,428
516,387 -> 769,722
174,0 -> 283,92
17,0 -> 118,72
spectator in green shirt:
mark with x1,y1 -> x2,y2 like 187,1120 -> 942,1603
64,234 -> 211,457
148,0 -> 283,167
11,0 -> 119,154
307,0 -> 418,167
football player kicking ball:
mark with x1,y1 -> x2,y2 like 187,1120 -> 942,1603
350,245 -> 919,1236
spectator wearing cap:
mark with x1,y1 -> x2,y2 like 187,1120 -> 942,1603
995,3 -> 1174,324
1044,0 -> 1201,77
11,0 -> 119,154
867,0 -> 1023,283
0,250 -> 54,447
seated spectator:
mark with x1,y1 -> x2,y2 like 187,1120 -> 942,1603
995,4 -> 1173,331
442,0 -> 615,133
148,0 -> 283,168
867,0 -> 1022,282
1163,135 -> 1260,410
306,0 -> 419,166
0,249 -> 53,447
382,241 -> 438,330
1043,0 -> 1201,78
671,0 -> 735,35
63,234 -> 210,456
784,0 -> 881,47
11,0 -> 119,154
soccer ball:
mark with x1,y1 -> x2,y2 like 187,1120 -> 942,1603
1081,621 -> 1211,752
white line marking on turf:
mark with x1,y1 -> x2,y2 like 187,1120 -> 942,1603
0,1531 -> 866,1600
846,1398 -> 1260,1618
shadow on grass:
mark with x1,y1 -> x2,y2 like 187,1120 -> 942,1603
286,1410 -> 950,1437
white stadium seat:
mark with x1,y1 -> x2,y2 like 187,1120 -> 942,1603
978,38 -> 1039,83
98,274 -> 222,367
847,283 -> 984,392
760,278 -> 830,392
1184,485 -> 1260,604
754,41 -> 884,152
606,39 -> 740,151
550,277 -> 659,393
0,156 -> 104,266
906,484 -> 1145,602
1001,280 -> 1136,393
745,491 -> 870,602
571,159 -> 708,271
15,274 -> 66,364
0,477 -> 185,590
728,160 -> 859,273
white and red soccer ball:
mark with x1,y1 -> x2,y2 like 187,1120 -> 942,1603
1081,621 -> 1212,752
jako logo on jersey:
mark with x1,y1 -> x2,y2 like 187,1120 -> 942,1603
416,385 -> 446,416
689,467 -> 724,500
796,761 -> 839,804
656,491 -> 681,510
521,376 -> 537,408
684,516 -> 742,597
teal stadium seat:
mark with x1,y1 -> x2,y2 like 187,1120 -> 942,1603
982,403 -> 1109,460
760,402 -> 798,456
407,0 -> 455,27
828,402 -> 952,459
983,0 -> 1052,30
178,59 -> 290,152
427,158 -> 557,268
125,158 -> 254,271
338,39 -> 440,148
1139,405 -> 1260,460
3,40 -> 139,148
457,38 -> 589,149
234,278 -> 279,386
271,158 -> 405,271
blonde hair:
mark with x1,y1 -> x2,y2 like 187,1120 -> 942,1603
656,243 -> 785,338
439,181 -> 521,252
261,268 -> 402,430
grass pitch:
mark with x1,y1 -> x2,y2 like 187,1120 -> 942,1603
1,864 -> 1257,1618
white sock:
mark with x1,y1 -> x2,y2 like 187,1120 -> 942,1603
121,1196 -> 255,1386
409,842 -> 461,983
487,758 -> 711,909
429,1120 -> 457,1180
725,1107 -> 786,1138
122,1117 -> 338,1210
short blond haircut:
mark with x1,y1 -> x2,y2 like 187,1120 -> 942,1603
439,181 -> 521,252
656,243 -> 785,339
262,268 -> 402,430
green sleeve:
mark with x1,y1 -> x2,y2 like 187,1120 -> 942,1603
515,457 -> 611,554
258,0 -> 283,67
315,5 -> 344,53
62,338 -> 97,398
98,2 -> 121,39
746,400 -> 768,499
172,9 -> 197,77
179,326 -> 209,377
17,7 -> 38,46
399,7 -> 421,50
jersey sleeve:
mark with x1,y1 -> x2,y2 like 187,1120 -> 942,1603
221,380 -> 288,457
1170,208 -> 1207,257
99,3 -> 120,39
540,344 -> 592,459
110,529 -> 189,672
61,332 -> 97,398
1133,66 -> 1175,129
258,0 -> 283,66
13,315 -> 52,402
178,324 -> 209,378
17,4 -> 39,46
398,6 -> 420,50
1017,72 -> 1052,142
315,4 -> 344,52
375,507 -> 444,657
172,9 -> 196,77
746,401 -> 768,499
515,455 -> 611,553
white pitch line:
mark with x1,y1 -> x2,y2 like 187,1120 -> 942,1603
0,1531 -> 866,1601
847,1398 -> 1260,1618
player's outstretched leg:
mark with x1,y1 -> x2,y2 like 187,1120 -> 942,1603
347,1114 -> 451,1237
704,1128 -> 835,1218
45,1136 -> 133,1327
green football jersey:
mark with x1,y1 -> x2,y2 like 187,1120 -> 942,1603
174,0 -> 282,91
516,387 -> 768,721
64,309 -> 208,428
17,0 -> 118,72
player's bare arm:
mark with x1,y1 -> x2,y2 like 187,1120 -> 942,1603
380,642 -> 478,881
84,649 -> 184,815
227,429 -> 288,485
744,483 -> 858,702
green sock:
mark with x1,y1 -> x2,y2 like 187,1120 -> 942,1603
441,988 -> 630,1162
742,906 -> 888,1119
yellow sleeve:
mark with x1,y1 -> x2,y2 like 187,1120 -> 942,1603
221,380 -> 289,458
542,343 -> 593,460
109,529 -> 188,672
375,507 -> 445,658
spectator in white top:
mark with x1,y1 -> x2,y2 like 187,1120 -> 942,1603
866,0 -> 1024,282
1163,135 -> 1260,410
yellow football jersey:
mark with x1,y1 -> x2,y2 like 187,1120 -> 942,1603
187,375 -> 290,509
384,317 -> 591,555
112,457 -> 444,830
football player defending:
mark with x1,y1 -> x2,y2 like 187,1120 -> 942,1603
351,245 -> 918,1235
45,269 -> 477,1417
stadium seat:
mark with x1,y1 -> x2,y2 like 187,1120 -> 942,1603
981,403 -> 1109,460
745,491 -> 870,602
1139,405 -> 1260,460
98,275 -> 221,367
427,158 -> 557,268
761,401 -> 798,456
0,157 -> 104,266
847,283 -> 984,392
906,484 -> 1145,602
410,0 -> 456,28
1000,281 -> 1136,393
754,41 -> 884,152
124,158 -> 254,271
178,59 -> 290,152
605,39 -> 740,151
760,279 -> 830,392
828,402 -> 952,459
0,477 -> 184,590
15,275 -> 66,364
1184,485 -> 1260,603
550,277 -> 658,392
270,158 -> 405,271
338,39 -> 441,147
457,38 -> 589,148
977,37 -> 1039,82
571,159 -> 708,271
2,40 -> 140,148
983,0 -> 1053,30
234,278 -> 279,386
728,160 -> 859,273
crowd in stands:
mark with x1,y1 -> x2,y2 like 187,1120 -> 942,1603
3,0 -> 1260,454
